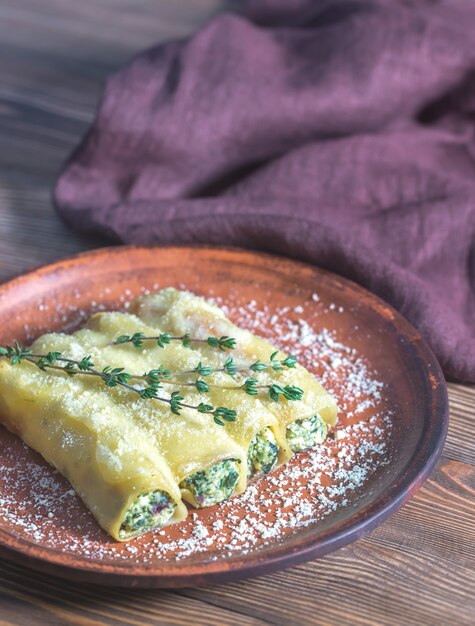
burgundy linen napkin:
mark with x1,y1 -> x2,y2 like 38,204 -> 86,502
54,0 -> 475,382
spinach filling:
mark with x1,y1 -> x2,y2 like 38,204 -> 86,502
286,413 -> 328,452
119,489 -> 175,539
180,459 -> 240,507
247,427 -> 279,477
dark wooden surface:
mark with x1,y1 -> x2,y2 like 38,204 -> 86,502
0,2 -> 473,624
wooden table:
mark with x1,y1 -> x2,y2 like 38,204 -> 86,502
0,2 -> 473,624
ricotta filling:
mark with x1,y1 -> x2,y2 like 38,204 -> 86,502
286,413 -> 328,452
247,427 -> 279,477
119,490 -> 176,539
181,459 -> 240,507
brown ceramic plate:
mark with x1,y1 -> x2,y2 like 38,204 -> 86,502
0,246 -> 447,587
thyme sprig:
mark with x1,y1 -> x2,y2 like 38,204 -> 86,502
138,354 -> 302,402
0,342 -> 304,426
175,353 -> 298,378
240,378 -> 304,401
112,332 -> 236,351
0,344 -> 236,426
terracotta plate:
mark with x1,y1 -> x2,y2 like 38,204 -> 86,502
0,246 -> 448,587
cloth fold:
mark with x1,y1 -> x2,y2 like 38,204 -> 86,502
54,0 -> 475,382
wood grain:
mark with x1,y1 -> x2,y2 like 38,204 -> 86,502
0,0 -> 238,282
0,1 -> 473,625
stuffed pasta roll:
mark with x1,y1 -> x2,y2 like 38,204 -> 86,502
131,289 -> 338,453
57,319 -> 249,509
0,354 -> 187,541
81,312 -> 290,485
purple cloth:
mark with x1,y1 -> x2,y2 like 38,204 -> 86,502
54,0 -> 475,382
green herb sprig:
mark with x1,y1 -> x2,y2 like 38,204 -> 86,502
240,378 -> 304,401
0,340 -> 304,425
175,353 -> 298,379
0,344 -> 236,426
112,332 -> 236,351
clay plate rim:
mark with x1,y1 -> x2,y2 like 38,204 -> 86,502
0,245 -> 448,588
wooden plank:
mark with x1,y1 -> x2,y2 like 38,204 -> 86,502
445,384 -> 475,465
0,0 -> 238,281
0,560 -> 264,626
